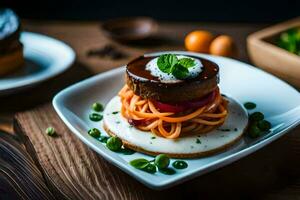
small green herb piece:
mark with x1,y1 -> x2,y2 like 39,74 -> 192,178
171,64 -> 189,79
248,123 -> 262,138
157,54 -> 178,73
88,128 -> 101,138
46,127 -> 56,136
220,128 -> 231,132
106,136 -> 123,151
244,102 -> 256,110
99,135 -> 109,143
142,164 -> 157,174
249,112 -> 264,121
257,120 -> 271,131
196,138 -> 201,144
159,168 -> 176,175
178,58 -> 195,68
129,158 -> 150,169
112,111 -> 119,115
172,160 -> 188,169
89,113 -> 103,121
151,136 -> 156,139
154,154 -> 170,169
92,102 -> 104,112
119,147 -> 135,155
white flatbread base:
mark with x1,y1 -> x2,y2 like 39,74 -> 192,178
103,96 -> 248,156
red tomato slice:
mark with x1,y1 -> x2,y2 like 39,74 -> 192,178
152,90 -> 216,113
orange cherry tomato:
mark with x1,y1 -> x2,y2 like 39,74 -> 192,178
184,30 -> 214,53
209,35 -> 236,57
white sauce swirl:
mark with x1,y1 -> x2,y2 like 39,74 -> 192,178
145,55 -> 202,81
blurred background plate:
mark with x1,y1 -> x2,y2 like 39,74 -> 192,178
0,32 -> 75,95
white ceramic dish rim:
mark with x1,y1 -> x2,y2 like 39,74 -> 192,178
53,51 -> 300,189
0,32 -> 75,93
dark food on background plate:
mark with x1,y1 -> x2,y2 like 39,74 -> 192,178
0,9 -> 24,76
277,27 -> 300,56
87,44 -> 127,60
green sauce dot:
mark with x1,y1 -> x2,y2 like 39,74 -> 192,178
99,135 -> 109,143
89,113 -> 103,122
244,102 -> 256,110
159,168 -> 176,175
142,164 -> 157,174
172,160 -> 188,169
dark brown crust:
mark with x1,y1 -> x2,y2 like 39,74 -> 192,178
103,122 -> 246,158
126,55 -> 219,103
0,44 -> 24,76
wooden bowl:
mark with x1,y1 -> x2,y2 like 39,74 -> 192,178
101,17 -> 158,42
247,17 -> 300,89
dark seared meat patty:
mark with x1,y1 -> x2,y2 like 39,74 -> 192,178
126,55 -> 219,103
0,9 -> 21,52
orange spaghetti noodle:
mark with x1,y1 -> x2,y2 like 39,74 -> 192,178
119,85 -> 228,139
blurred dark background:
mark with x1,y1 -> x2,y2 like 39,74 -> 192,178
1,0 -> 300,22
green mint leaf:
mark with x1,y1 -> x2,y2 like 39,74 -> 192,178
129,158 -> 150,169
171,64 -> 189,79
178,58 -> 195,68
157,54 -> 178,73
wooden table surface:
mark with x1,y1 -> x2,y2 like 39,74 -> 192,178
1,20 -> 300,200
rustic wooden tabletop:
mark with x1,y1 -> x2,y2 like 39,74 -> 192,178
1,20 -> 300,200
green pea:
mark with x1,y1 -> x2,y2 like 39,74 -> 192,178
172,160 -> 188,169
88,128 -> 101,138
154,154 -> 170,169
46,127 -> 56,136
244,102 -> 256,110
89,113 -> 103,122
248,124 -> 262,138
92,102 -> 104,112
257,120 -> 271,131
106,136 -> 123,151
142,164 -> 157,174
249,112 -> 264,121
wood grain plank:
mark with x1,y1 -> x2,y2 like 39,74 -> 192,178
0,131 -> 55,199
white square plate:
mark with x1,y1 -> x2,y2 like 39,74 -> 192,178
53,51 -> 300,189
